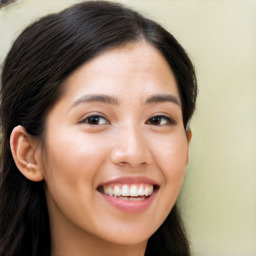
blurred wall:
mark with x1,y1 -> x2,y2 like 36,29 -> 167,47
1,0 -> 256,255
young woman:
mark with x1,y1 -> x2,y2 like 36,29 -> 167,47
0,1 -> 197,255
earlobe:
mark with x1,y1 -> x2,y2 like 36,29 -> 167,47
10,125 -> 44,182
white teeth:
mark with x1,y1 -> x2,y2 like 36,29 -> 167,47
107,186 -> 114,196
113,185 -> 121,196
130,185 -> 138,196
117,196 -> 145,201
148,184 -> 153,195
121,185 -> 129,196
138,185 -> 144,196
118,196 -> 129,201
144,186 -> 149,196
102,184 -> 154,198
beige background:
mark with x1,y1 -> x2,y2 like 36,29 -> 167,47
1,0 -> 256,255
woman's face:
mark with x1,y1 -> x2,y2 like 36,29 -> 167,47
42,42 -> 190,245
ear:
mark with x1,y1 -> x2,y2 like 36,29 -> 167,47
186,128 -> 192,145
186,128 -> 192,165
10,125 -> 44,182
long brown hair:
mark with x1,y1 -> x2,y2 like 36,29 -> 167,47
0,1 -> 197,255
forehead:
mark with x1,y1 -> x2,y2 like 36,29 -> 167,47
61,41 -> 180,103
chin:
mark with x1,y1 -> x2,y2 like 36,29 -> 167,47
94,223 -> 158,246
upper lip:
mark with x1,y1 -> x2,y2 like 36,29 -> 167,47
98,176 -> 159,188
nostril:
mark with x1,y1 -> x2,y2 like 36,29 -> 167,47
117,161 -> 148,168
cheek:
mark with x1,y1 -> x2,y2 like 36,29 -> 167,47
153,133 -> 188,207
154,132 -> 188,170
45,130 -> 107,170
42,131 -> 109,200
42,132 -> 110,227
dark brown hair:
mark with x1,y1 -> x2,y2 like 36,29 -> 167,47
0,1 -> 197,255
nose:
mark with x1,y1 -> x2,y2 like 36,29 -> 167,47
110,125 -> 153,168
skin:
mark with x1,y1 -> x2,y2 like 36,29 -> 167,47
11,41 -> 191,256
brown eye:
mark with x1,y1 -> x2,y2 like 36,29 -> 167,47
150,116 -> 162,125
82,115 -> 109,125
146,115 -> 174,126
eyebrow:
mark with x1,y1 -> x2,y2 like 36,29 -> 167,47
71,93 -> 180,110
145,94 -> 180,106
71,94 -> 119,108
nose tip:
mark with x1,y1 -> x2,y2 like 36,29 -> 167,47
110,128 -> 152,168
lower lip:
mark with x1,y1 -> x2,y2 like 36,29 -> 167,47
99,190 -> 158,213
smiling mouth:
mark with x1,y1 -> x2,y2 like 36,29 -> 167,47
98,184 -> 158,201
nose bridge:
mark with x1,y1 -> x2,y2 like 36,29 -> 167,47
110,122 -> 152,167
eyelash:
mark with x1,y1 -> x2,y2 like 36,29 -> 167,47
79,114 -> 175,126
